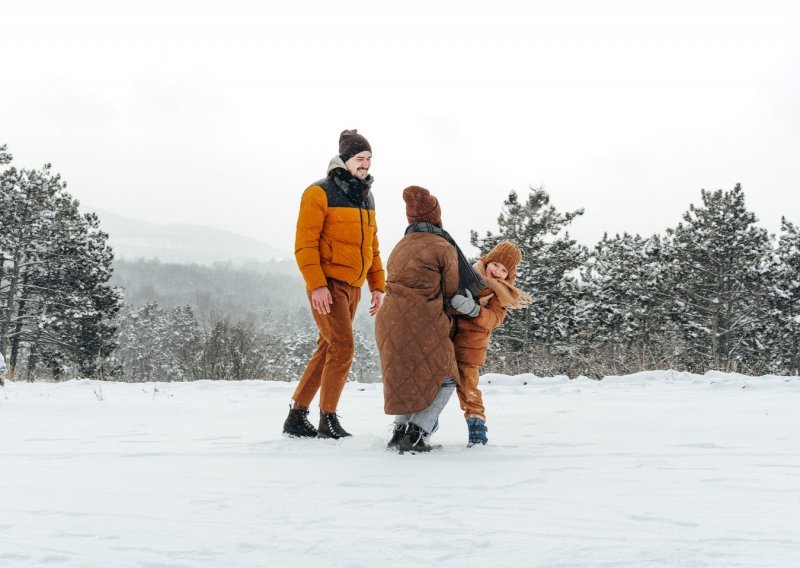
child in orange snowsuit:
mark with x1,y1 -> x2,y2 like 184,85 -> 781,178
449,241 -> 531,446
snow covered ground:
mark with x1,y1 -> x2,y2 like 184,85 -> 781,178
2,371 -> 799,568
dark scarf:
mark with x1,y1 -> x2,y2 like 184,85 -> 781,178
405,222 -> 485,297
330,167 -> 373,206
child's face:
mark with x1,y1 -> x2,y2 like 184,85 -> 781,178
486,261 -> 509,281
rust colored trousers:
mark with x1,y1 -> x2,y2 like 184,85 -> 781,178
456,361 -> 486,421
292,279 -> 361,413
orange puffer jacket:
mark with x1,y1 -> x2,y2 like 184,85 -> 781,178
295,159 -> 385,292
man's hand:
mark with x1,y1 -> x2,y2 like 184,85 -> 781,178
310,286 -> 333,315
370,290 -> 385,316
450,290 -> 480,318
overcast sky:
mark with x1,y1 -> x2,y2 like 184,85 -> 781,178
2,0 -> 799,259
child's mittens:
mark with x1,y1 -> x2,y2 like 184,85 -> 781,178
451,290 -> 481,318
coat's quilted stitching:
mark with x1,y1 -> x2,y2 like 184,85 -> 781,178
376,233 -> 460,414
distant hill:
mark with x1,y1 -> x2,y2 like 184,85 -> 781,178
95,209 -> 290,266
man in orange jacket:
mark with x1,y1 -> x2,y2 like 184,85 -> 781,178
283,129 -> 385,439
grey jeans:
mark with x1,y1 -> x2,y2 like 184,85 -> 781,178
393,378 -> 457,435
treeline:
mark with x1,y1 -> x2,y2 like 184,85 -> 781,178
2,143 -> 799,382
473,184 -> 800,377
110,302 -> 380,383
108,260 -> 380,382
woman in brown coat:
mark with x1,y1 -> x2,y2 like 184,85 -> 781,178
375,186 -> 462,453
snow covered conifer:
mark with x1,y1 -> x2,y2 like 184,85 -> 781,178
114,303 -> 185,381
578,232 -> 674,374
663,184 -> 771,373
0,150 -> 121,379
764,218 -> 800,374
0,144 -> 11,166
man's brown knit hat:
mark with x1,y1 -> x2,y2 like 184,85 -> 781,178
402,185 -> 442,226
482,241 -> 522,283
339,129 -> 372,162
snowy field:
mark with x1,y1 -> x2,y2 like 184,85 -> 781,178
2,372 -> 800,568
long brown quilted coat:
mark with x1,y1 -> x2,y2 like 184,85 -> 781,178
376,232 -> 460,415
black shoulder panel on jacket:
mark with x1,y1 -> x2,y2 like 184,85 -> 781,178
315,178 -> 375,210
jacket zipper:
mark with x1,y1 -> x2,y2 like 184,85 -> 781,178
352,204 -> 366,285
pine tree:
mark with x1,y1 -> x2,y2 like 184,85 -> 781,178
765,218 -> 800,374
1,162 -> 67,375
166,305 -> 203,379
40,206 -> 121,378
0,146 -> 9,386
0,149 -> 122,380
579,232 -> 674,374
265,316 -> 318,381
114,303 -> 176,381
664,184 -> 771,373
351,328 -> 381,382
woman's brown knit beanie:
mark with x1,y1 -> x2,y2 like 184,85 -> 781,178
402,185 -> 442,226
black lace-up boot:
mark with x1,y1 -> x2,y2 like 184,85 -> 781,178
317,411 -> 352,439
282,406 -> 318,438
386,423 -> 406,450
398,422 -> 432,453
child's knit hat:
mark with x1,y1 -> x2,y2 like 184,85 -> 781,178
403,185 -> 442,226
482,241 -> 522,284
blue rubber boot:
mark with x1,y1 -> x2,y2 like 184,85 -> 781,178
467,417 -> 488,446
